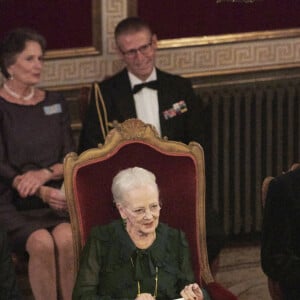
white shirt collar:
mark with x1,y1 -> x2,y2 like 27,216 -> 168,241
128,68 -> 157,89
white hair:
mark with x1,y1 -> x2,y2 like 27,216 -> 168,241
111,167 -> 158,204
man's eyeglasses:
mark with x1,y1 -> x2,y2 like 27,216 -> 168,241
126,203 -> 161,218
120,41 -> 153,58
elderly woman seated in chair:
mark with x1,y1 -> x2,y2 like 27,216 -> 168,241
73,167 -> 210,300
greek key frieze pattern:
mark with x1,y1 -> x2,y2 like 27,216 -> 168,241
103,0 -> 127,55
40,37 -> 300,87
156,38 -> 300,75
41,57 -> 107,87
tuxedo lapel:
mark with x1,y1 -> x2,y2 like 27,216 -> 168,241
156,69 -> 177,137
113,69 -> 137,119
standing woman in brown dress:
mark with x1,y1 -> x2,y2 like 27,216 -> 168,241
0,28 -> 75,299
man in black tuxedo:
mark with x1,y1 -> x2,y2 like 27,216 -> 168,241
261,168 -> 300,299
78,17 -> 225,273
78,17 -> 203,152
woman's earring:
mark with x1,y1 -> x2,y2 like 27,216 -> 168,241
122,218 -> 127,227
9,73 -> 14,80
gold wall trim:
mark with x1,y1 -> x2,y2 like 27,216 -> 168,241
158,28 -> 300,49
45,47 -> 100,59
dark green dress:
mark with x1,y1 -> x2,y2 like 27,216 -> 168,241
73,220 -> 210,300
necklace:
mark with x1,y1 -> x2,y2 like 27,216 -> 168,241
3,83 -> 35,101
130,257 -> 158,298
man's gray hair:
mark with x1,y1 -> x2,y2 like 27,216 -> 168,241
114,17 -> 152,40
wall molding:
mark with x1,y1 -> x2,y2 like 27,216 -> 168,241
40,34 -> 300,87
1,0 -> 299,87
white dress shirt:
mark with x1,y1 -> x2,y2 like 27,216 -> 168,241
128,69 -> 161,136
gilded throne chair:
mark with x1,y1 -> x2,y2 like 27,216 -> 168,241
64,119 -> 237,300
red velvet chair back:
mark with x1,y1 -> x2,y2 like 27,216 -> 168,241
64,119 -> 213,286
74,143 -> 198,245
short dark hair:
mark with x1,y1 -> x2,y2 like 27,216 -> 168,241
114,17 -> 153,40
0,28 -> 46,79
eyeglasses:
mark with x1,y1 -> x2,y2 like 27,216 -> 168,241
119,41 -> 153,58
126,203 -> 161,218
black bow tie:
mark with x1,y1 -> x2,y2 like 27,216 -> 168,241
132,80 -> 158,94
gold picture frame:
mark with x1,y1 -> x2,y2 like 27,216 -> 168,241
157,28 -> 300,49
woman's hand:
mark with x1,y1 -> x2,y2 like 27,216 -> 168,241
135,293 -> 155,300
13,169 -> 51,198
180,283 -> 203,300
46,163 -> 64,180
37,186 -> 67,211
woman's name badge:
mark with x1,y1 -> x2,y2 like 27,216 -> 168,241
43,104 -> 62,115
